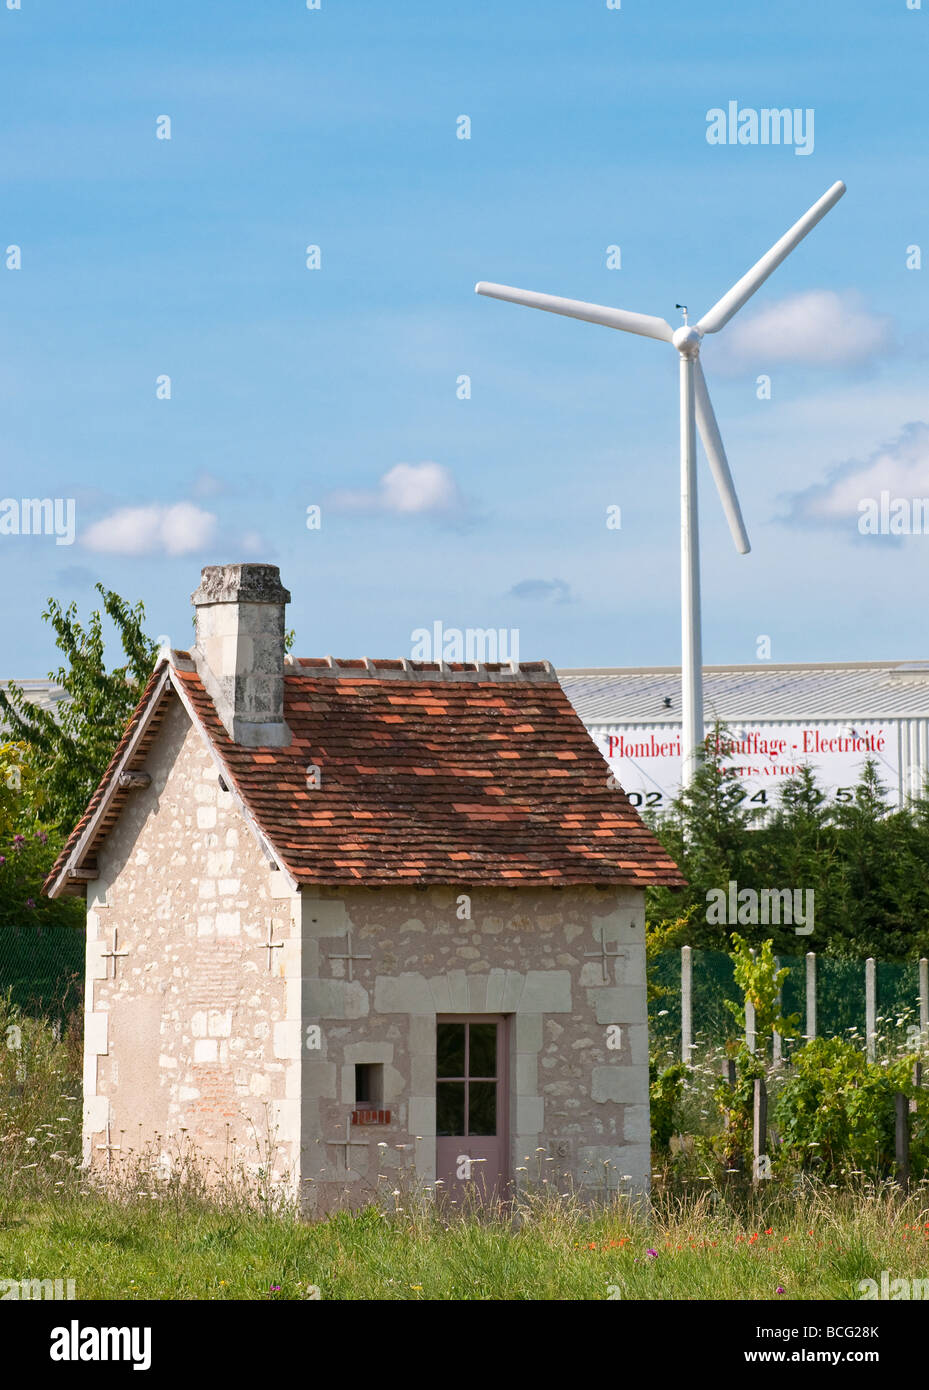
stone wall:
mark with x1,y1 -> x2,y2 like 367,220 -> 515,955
299,883 -> 649,1213
83,693 -> 302,1191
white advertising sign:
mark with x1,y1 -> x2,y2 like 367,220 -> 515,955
590,723 -> 900,814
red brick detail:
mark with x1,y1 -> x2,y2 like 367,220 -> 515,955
351,1109 -> 391,1126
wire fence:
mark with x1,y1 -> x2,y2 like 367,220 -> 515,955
650,948 -> 928,1059
0,924 -> 84,1023
2,926 -> 927,1058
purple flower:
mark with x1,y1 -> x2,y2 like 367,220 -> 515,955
25,898 -> 35,909
0,856 -> 5,866
646,1249 -> 658,1259
34,831 -> 47,845
776,1286 -> 785,1295
13,834 -> 25,850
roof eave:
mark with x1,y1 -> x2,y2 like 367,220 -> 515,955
44,662 -> 173,899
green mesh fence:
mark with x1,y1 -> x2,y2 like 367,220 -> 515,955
875,959 -> 924,1034
650,948 -> 925,1056
0,924 -> 84,1021
649,949 -> 682,1053
689,949 -> 741,1045
814,955 -> 865,1040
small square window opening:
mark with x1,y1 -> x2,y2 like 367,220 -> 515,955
354,1062 -> 383,1107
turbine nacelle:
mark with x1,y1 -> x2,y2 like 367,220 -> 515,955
475,180 -> 846,563
671,324 -> 703,356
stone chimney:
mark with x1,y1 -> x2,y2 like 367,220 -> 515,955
191,563 -> 292,747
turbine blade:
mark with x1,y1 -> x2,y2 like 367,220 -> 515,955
694,360 -> 750,555
696,180 -> 846,335
475,281 -> 674,342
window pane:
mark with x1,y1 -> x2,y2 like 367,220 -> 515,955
468,1081 -> 497,1136
437,1023 -> 466,1077
436,1081 -> 466,1136
469,1023 -> 497,1078
355,1063 -> 382,1105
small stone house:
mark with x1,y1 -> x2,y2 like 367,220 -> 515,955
44,563 -> 683,1212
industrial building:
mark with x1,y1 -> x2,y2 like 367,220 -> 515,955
557,661 -> 929,812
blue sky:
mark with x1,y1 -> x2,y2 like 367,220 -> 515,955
1,0 -> 927,676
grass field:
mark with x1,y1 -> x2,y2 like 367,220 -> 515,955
2,1184 -> 928,1301
2,1001 -> 928,1301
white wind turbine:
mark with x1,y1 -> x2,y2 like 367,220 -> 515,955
476,180 -> 846,786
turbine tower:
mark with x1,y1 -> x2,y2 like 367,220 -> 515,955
477,180 -> 846,787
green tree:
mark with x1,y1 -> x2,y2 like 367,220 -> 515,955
747,764 -> 838,953
648,747 -> 929,962
0,586 -> 158,836
894,780 -> 929,959
646,904 -> 696,1006
647,724 -> 759,948
827,759 -> 915,959
0,741 -> 40,839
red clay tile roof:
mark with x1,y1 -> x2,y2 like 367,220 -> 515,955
188,660 -> 683,888
45,656 -> 685,893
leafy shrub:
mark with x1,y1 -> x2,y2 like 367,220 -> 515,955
773,1037 -> 927,1182
710,1044 -> 766,1175
0,829 -> 82,932
649,1059 -> 689,1155
724,934 -> 799,1059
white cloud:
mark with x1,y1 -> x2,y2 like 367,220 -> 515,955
191,470 -> 227,499
718,290 -> 892,369
83,502 -> 217,555
328,462 -> 463,516
239,529 -> 268,557
508,578 -> 574,604
785,421 -> 929,525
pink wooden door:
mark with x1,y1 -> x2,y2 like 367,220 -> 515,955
435,1017 -> 508,1205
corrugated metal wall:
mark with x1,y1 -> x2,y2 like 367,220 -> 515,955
899,717 -> 929,802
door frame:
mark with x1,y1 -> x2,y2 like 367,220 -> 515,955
435,1014 -> 510,1198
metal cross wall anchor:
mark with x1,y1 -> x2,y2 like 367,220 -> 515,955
326,1117 -> 368,1173
584,926 -> 622,984
328,928 -> 371,982
95,1120 -> 122,1169
100,928 -> 130,979
260,920 -> 286,971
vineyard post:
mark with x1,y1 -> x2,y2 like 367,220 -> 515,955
681,945 -> 693,1065
866,957 -> 877,1062
805,952 -> 817,1042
